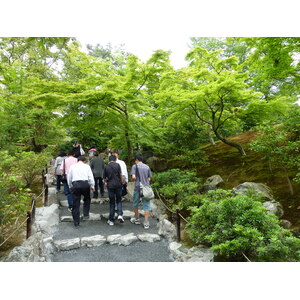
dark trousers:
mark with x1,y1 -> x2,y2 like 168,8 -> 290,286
108,187 -> 123,222
93,176 -> 104,198
56,175 -> 62,191
71,181 -> 91,225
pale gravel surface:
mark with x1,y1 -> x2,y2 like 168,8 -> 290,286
52,191 -> 173,262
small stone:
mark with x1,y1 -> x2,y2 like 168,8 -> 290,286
137,233 -> 161,242
81,235 -> 106,247
60,216 -> 73,222
60,200 -> 69,207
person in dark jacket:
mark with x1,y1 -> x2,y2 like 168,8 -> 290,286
103,155 -> 124,225
90,151 -> 105,198
72,140 -> 84,158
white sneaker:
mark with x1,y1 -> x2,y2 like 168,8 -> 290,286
143,222 -> 150,230
130,217 -> 141,225
118,215 -> 125,223
107,220 -> 114,226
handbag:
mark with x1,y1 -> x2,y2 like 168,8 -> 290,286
61,159 -> 67,183
121,183 -> 128,196
135,164 -> 154,200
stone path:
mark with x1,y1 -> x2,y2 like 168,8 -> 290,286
51,190 -> 173,262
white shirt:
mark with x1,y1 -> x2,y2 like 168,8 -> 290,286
116,158 -> 128,183
68,161 -> 95,189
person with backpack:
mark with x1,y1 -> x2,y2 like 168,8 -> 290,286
103,155 -> 124,225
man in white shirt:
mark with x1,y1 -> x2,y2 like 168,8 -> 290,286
68,156 -> 95,228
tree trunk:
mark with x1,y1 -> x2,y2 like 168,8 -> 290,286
206,125 -> 216,146
213,129 -> 246,156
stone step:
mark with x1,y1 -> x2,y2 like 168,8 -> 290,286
53,232 -> 161,251
60,213 -> 101,222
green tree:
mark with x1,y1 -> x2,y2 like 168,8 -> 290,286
158,47 -> 260,155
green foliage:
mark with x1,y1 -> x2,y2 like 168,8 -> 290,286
12,151 -> 49,187
187,190 -> 300,261
250,105 -> 300,182
152,169 -> 202,210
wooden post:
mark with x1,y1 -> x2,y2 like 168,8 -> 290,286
44,183 -> 49,206
31,197 -> 36,221
176,209 -> 181,242
26,211 -> 32,239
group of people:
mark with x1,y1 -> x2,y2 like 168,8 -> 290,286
53,141 -> 152,229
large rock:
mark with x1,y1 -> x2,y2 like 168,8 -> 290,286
157,219 -> 176,240
263,201 -> 284,218
203,175 -> 224,192
137,233 -> 161,242
233,182 -> 274,201
178,246 -> 214,262
146,156 -> 168,172
4,233 -> 54,262
33,204 -> 59,235
81,235 -> 106,247
54,238 -> 81,251
279,219 -> 292,229
168,242 -> 214,262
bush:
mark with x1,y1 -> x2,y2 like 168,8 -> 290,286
187,189 -> 300,261
152,169 -> 202,210
0,172 -> 31,245
12,151 -> 49,187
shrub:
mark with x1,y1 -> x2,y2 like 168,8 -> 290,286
0,172 -> 31,245
12,151 -> 49,187
152,169 -> 202,210
187,189 -> 300,261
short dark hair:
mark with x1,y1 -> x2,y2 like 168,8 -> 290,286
67,150 -> 74,156
93,151 -> 99,156
77,155 -> 86,162
135,154 -> 143,162
109,155 -> 117,162
59,151 -> 66,157
112,149 -> 119,155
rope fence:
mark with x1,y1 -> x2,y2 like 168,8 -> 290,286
0,164 -> 51,248
154,187 -> 193,243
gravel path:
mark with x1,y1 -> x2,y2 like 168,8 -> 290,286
51,191 -> 173,262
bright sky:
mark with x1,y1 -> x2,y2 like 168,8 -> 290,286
77,35 -> 191,69
1,0 -> 299,69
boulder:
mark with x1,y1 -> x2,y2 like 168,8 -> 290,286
146,156 -> 168,172
4,233 -> 54,262
157,219 -> 176,240
233,182 -> 274,201
137,233 -> 161,242
81,235 -> 106,247
279,219 -> 292,229
4,246 -> 32,262
33,204 -> 59,235
203,175 -> 224,192
54,238 -> 81,251
263,201 -> 284,218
